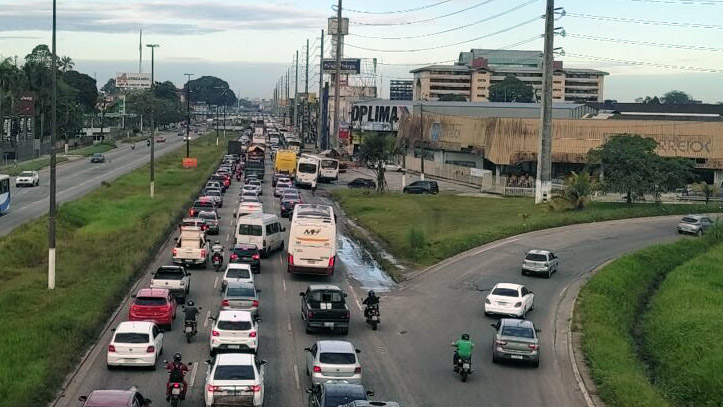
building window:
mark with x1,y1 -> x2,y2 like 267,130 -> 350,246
477,86 -> 486,90
477,78 -> 487,82
553,81 -> 562,84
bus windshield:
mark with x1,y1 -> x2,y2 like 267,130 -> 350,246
298,163 -> 317,173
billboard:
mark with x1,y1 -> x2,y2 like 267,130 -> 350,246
323,58 -> 360,74
350,101 -> 413,132
18,92 -> 35,116
115,72 -> 151,89
328,17 -> 349,35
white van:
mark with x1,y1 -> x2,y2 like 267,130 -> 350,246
234,201 -> 263,219
296,155 -> 319,188
234,212 -> 286,257
287,204 -> 337,275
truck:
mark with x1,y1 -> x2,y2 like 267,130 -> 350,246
150,265 -> 191,301
274,150 -> 297,179
300,284 -> 350,334
252,127 -> 266,145
228,140 -> 244,156
173,227 -> 210,267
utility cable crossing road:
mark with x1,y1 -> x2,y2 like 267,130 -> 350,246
53,156 -> 687,407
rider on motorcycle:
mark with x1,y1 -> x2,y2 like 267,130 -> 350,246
184,300 -> 200,333
362,290 -> 380,318
211,241 -> 224,265
452,334 -> 474,370
165,353 -> 189,400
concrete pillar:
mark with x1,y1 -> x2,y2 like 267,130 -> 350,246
496,165 -> 502,186
714,169 -> 723,188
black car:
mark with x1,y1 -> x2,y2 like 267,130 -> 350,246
348,178 -> 376,189
280,197 -> 301,218
198,210 -> 220,235
403,180 -> 439,194
90,153 -> 105,163
307,382 -> 372,407
229,243 -> 261,273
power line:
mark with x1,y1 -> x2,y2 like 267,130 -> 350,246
341,0 -> 455,14
345,17 -> 540,52
566,33 -> 723,52
565,53 -> 723,73
625,0 -> 723,4
349,0 -> 539,39
566,13 -> 723,29
352,0 -> 500,26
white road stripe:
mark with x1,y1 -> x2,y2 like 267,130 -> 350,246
282,279 -> 287,292
213,276 -> 219,289
188,361 -> 199,387
203,310 -> 211,328
226,233 -> 230,241
348,283 -> 363,312
287,316 -> 293,333
293,364 -> 301,390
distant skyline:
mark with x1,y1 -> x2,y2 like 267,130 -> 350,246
1,0 -> 722,101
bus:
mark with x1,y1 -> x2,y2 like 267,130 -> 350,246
287,204 -> 337,275
286,138 -> 302,155
0,174 -> 11,215
316,156 -> 339,182
296,155 -> 319,188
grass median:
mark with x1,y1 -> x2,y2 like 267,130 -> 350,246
332,190 -> 718,267
0,136 -> 224,406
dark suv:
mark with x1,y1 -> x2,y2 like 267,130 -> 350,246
403,180 -> 439,194
229,243 -> 261,273
348,178 -> 376,189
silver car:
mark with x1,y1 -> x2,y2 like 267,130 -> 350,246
304,340 -> 362,386
677,215 -> 714,236
491,318 -> 540,367
222,281 -> 259,319
521,249 -> 558,278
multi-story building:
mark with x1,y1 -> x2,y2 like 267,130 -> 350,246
389,80 -> 413,101
411,49 -> 608,103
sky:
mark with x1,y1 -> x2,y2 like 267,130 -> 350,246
1,0 -> 722,101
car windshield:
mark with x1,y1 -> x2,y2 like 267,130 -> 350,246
199,212 -> 216,220
238,224 -> 262,236
135,297 -> 167,306
93,153 -> 103,158
319,352 -> 356,364
114,332 -> 150,343
233,246 -> 257,255
214,365 -> 255,381
226,267 -> 251,279
681,217 -> 699,224
20,171 -> 34,176
226,286 -> 256,297
217,320 -> 252,331
501,326 -> 535,339
491,288 -> 519,297
525,253 -> 547,262
193,201 -> 214,209
321,160 -> 338,169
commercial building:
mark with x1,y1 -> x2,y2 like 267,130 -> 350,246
411,49 -> 608,103
390,80 -> 413,101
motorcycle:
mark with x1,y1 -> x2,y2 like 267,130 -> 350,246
131,143 -> 135,150
452,348 -> 473,382
365,305 -> 380,330
184,320 -> 197,343
211,247 -> 223,272
165,361 -> 192,407
146,139 -> 151,147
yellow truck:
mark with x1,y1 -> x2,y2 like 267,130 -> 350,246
274,150 -> 297,179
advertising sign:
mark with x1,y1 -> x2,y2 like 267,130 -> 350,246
322,59 -> 361,75
350,102 -> 412,132
115,72 -> 151,89
328,17 -> 349,35
18,92 -> 35,116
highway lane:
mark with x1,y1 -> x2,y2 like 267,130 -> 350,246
0,132 -> 190,237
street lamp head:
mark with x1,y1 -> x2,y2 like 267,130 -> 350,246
146,44 -> 160,48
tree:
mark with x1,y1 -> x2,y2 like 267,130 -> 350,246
589,134 -> 692,203
100,78 -> 118,95
693,181 -> 719,204
564,171 -> 595,210
661,90 -> 694,104
59,56 -> 74,73
438,94 -> 467,102
635,96 -> 661,104
357,132 -> 399,193
185,76 -> 237,106
153,80 -> 179,101
63,70 -> 97,112
489,76 -> 534,103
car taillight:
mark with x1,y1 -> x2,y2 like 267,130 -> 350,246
230,254 -> 238,260
221,299 -> 229,306
495,340 -> 507,346
328,256 -> 335,268
354,367 -> 362,374
313,366 -> 322,373
288,254 -> 294,265
173,248 -> 178,256
528,344 -> 539,350
249,331 -> 257,338
252,300 -> 259,307
212,330 -> 220,337
146,346 -> 155,353
252,254 -> 260,260
207,385 -> 219,392
108,345 -> 116,352
201,249 -> 207,257
251,385 -> 261,392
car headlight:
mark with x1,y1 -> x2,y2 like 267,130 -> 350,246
485,298 -> 491,304
514,302 -> 522,307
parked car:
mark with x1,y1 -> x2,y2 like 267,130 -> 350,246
90,153 -> 106,163
300,285 -> 350,334
15,170 -> 39,187
155,136 -> 166,143
521,249 -> 558,278
403,180 -> 439,194
491,318 -> 540,367
79,387 -> 151,407
229,243 -> 261,273
304,340 -> 362,386
677,214 -> 714,236
221,263 -> 255,293
203,353 -> 267,407
484,283 -> 534,318
348,178 -> 376,190
307,382 -> 373,407
209,310 -> 259,355
106,321 -> 164,370
128,288 -> 177,330
222,281 -> 260,319
198,210 -> 221,235
150,265 -> 191,301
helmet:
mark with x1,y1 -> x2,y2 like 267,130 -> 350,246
187,300 -> 195,306
368,290 -> 376,297
461,334 -> 470,341
173,352 -> 182,362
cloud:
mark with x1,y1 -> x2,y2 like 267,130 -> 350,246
0,1 -> 327,34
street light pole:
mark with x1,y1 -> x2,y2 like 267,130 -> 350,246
146,43 -> 160,199
48,0 -> 57,290
184,73 -> 193,158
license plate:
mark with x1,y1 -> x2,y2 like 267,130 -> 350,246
511,355 -> 523,360
185,326 -> 193,333
228,345 -> 240,349
371,315 -> 379,321
308,260 -> 318,264
324,322 -> 335,328
171,388 -> 181,395
463,363 -> 470,369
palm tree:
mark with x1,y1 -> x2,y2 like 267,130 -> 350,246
564,171 -> 595,210
357,132 -> 399,193
59,56 -> 74,73
693,181 -> 719,204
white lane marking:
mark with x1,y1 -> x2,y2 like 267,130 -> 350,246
203,310 -> 211,328
282,279 -> 287,292
229,219 -> 234,226
287,314 -> 293,333
471,238 -> 519,256
293,364 -> 301,390
188,361 -> 199,387
226,233 -> 230,242
347,283 -> 363,312
213,276 -> 219,289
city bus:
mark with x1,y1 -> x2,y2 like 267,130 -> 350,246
287,204 -> 337,275
286,138 -> 302,155
0,174 -> 11,215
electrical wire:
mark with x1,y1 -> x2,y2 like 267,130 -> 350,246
340,0 -> 455,14
351,0 -> 499,26
564,53 -> 723,73
349,0 -> 539,39
566,13 -> 723,29
624,0 -> 723,4
566,33 -> 723,52
345,18 -> 540,52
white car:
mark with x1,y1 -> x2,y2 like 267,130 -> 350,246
107,321 -> 164,369
304,340 -> 362,386
221,263 -> 254,292
247,180 -> 263,195
210,310 -> 259,355
484,283 -> 534,318
204,353 -> 266,407
241,184 -> 261,197
384,163 -> 403,172
15,170 -> 39,187
274,179 -> 293,197
241,192 -> 261,203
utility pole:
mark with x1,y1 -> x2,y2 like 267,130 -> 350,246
147,43 -> 160,199
333,0 -> 343,150
294,51 -> 299,134
305,38 -> 310,142
535,0 -> 555,204
286,69 -> 290,127
48,0 -> 57,290
138,29 -> 143,73
184,73 -> 193,158
318,29 -> 324,150
419,103 -> 425,181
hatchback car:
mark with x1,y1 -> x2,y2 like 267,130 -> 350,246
305,340 -> 362,386
15,170 -> 39,187
403,180 -> 439,194
222,281 -> 260,319
274,179 -> 293,197
106,321 -> 164,370
307,382 -> 372,407
677,214 -> 714,236
189,199 -> 217,217
221,263 -> 255,292
79,387 -> 151,407
210,310 -> 259,355
484,283 -> 534,318
90,153 -> 106,163
242,184 -> 262,197
229,243 -> 261,273
203,190 -> 224,208
280,190 -> 301,204
198,210 -> 220,235
205,181 -> 223,193
128,288 -> 177,330
348,178 -> 376,190
491,318 -> 540,367
247,180 -> 263,195
204,353 -> 267,407
521,249 -> 558,278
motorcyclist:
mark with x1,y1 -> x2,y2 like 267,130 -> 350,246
362,290 -> 380,318
211,241 -> 224,266
146,139 -> 151,147
131,143 -> 135,150
452,334 -> 474,370
184,300 -> 200,333
165,353 -> 189,400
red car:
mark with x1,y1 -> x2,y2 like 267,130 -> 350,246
128,288 -> 177,330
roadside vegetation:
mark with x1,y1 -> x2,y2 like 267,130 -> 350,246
0,137 -> 224,406
71,140 -> 116,156
0,155 -> 69,176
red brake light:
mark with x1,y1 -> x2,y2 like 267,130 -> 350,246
201,249 -> 207,257
173,248 -> 178,256
230,254 -> 239,260
308,311 -> 315,319
146,345 -> 155,353
212,330 -> 220,337
345,311 -> 350,320
252,254 -> 260,260
173,383 -> 181,388
354,367 -> 362,374
288,254 -> 294,265
313,366 -> 322,373
328,256 -> 335,267
251,385 -> 261,392
252,300 -> 259,307
249,331 -> 257,338
221,299 -> 229,306
528,344 -> 539,350
207,385 -> 219,392
108,344 -> 116,352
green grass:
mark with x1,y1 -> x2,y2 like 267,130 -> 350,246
71,141 -> 116,156
642,242 -> 723,406
0,137 -> 224,406
333,190 -> 719,267
0,156 -> 69,176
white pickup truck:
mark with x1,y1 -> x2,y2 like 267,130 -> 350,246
150,265 -> 191,301
173,227 -> 210,267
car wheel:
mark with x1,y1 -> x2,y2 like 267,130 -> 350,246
106,363 -> 116,370
546,270 -> 551,279
697,229 -> 703,236
339,327 -> 349,335
531,359 -> 540,368
492,353 -> 499,364
521,269 -> 527,276
279,241 -> 285,251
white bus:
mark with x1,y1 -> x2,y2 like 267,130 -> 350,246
286,138 -> 302,155
316,156 -> 339,182
287,204 -> 337,275
295,155 -> 319,188
0,174 -> 10,215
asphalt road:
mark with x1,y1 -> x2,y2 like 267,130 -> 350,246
0,133 -> 191,237
53,155 -> 692,407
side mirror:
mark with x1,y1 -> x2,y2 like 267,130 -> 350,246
187,273 -> 192,276
299,292 -> 306,297
343,293 -> 348,297
366,391 -> 375,397
181,306 -> 186,310
163,359 -> 168,364
355,349 -> 361,354
281,227 -> 286,231
144,398 -> 152,405
303,347 -> 311,352
233,213 -> 237,218
198,307 -> 203,310
259,359 -> 268,365
306,388 -> 314,394
490,323 -> 496,328
159,329 -> 165,333
110,328 -> 116,332
536,329 -> 542,333
131,295 -> 137,298
79,396 -> 88,402
255,317 -> 262,323
204,359 -> 211,365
